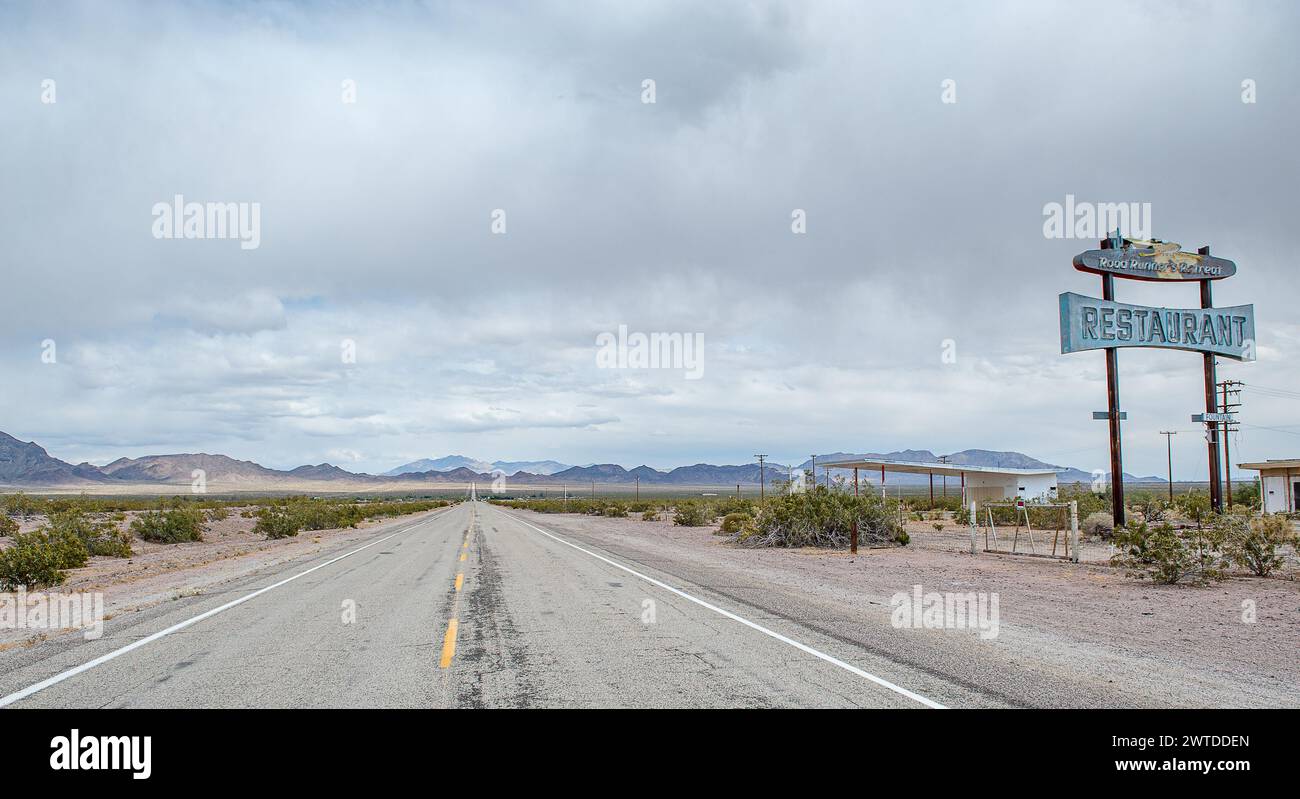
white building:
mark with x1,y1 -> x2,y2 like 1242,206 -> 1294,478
1238,459 -> 1300,514
816,457 -> 1060,505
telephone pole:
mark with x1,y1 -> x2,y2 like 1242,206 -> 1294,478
754,455 -> 767,501
1218,379 -> 1243,508
809,455 -> 816,490
1159,431 -> 1176,504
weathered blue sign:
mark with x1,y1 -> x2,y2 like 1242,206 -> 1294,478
1058,292 -> 1255,361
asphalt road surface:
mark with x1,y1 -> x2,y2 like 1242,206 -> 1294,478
0,501 -> 998,709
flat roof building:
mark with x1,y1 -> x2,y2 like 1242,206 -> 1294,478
1237,459 -> 1300,514
816,457 -> 1060,505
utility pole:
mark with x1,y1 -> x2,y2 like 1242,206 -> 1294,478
938,455 -> 950,500
1160,431 -> 1177,504
1218,379 -> 1243,508
635,476 -> 639,502
809,455 -> 816,490
754,455 -> 767,501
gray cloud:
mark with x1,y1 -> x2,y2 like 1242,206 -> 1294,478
1,0 -> 1297,477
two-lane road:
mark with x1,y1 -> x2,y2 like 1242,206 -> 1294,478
0,502 -> 979,708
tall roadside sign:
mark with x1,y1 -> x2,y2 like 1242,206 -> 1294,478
1060,233 -> 1255,526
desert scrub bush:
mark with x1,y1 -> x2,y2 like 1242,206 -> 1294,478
1128,494 -> 1169,524
714,497 -> 755,518
1111,522 -> 1227,585
0,514 -> 18,537
253,505 -> 301,539
206,506 -> 230,522
602,503 -> 629,518
1220,512 -> 1296,577
2,491 -> 43,519
0,527 -> 90,590
1231,481 -> 1261,511
1175,491 -> 1211,528
1081,511 -> 1114,539
45,508 -> 133,557
719,512 -> 751,535
733,490 -> 905,549
1059,484 -> 1109,518
672,500 -> 711,527
641,509 -> 661,521
130,506 -> 205,544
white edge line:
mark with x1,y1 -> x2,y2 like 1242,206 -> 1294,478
0,507 -> 452,708
490,503 -> 947,710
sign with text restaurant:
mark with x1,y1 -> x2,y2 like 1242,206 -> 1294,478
1058,232 -> 1254,525
1059,292 -> 1256,361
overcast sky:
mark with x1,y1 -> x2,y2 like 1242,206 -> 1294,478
1,0 -> 1297,478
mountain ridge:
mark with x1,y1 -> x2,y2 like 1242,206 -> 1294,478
0,430 -> 1170,488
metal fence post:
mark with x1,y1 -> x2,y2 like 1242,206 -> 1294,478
969,500 -> 978,555
1069,500 -> 1079,563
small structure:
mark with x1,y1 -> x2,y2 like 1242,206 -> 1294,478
1237,459 -> 1300,514
815,457 -> 1060,506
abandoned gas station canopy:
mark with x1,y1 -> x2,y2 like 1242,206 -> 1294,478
815,457 -> 1061,502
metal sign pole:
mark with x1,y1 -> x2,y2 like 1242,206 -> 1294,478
1100,238 -> 1125,528
1198,246 -> 1223,513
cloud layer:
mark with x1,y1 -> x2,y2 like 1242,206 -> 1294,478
2,0 -> 1297,476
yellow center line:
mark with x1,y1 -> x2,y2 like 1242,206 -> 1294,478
454,573 -> 464,591
438,619 -> 459,668
459,551 -> 466,561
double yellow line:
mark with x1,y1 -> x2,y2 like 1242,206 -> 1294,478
439,514 -> 474,669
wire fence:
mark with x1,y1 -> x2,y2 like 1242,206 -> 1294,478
899,519 -> 1114,563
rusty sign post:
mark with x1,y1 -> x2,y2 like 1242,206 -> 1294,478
1061,232 -> 1254,527
1101,238 -> 1125,527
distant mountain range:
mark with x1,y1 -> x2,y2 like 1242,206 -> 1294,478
0,429 -> 1167,490
383,456 -> 573,476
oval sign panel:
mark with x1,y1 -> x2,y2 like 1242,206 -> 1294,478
1073,241 -> 1237,282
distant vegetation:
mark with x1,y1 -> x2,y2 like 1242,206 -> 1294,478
492,489 -> 907,550
0,492 -> 452,589
251,497 -> 452,539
